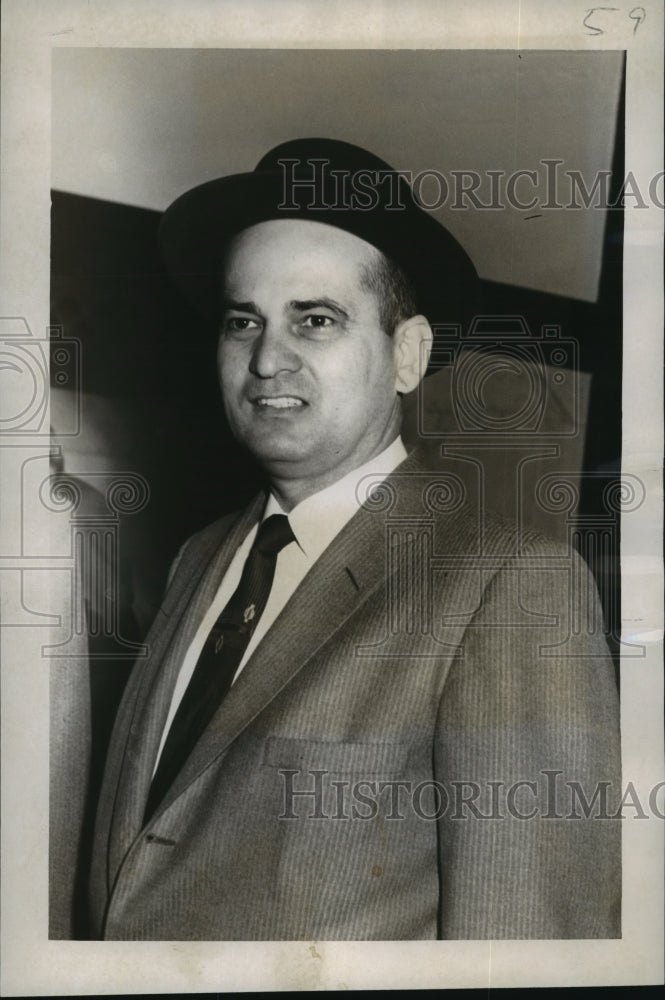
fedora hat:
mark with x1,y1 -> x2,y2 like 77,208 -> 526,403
159,137 -> 479,341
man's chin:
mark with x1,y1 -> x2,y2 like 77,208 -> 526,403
238,435 -> 316,471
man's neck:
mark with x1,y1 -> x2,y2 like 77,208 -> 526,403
267,436 -> 407,513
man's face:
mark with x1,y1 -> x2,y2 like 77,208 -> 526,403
218,219 -> 408,502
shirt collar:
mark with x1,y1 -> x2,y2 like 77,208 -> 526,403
264,437 -> 407,562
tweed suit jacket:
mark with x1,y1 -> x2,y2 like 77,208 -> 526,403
89,451 -> 621,940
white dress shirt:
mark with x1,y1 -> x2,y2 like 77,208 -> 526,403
153,437 -> 407,770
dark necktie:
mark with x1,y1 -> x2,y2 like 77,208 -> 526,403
145,513 -> 295,822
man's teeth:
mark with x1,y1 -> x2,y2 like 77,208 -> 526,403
257,397 -> 303,409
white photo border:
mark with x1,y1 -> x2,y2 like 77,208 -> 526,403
1,0 -> 662,993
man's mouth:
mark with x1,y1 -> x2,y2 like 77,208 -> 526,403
253,396 -> 306,409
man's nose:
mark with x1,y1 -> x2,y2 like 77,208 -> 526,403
249,325 -> 301,378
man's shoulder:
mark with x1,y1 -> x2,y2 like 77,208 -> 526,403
167,498 -> 263,585
396,449 -> 577,564
190,509 -> 244,550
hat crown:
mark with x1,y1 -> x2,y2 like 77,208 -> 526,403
255,137 -> 395,178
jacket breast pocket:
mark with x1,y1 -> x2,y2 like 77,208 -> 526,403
262,737 -> 408,777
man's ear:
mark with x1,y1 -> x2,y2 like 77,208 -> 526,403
393,315 -> 433,394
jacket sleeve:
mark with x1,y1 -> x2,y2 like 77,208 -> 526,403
434,540 -> 621,939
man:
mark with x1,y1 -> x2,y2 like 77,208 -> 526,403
90,139 -> 621,940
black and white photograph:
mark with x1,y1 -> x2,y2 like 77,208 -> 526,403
1,0 -> 662,993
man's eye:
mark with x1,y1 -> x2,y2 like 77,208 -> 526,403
223,316 -> 261,335
301,314 -> 334,329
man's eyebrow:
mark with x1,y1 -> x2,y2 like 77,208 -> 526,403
220,298 -> 261,314
289,298 -> 350,320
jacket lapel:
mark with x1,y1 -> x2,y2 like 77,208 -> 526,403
107,494 -> 266,856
